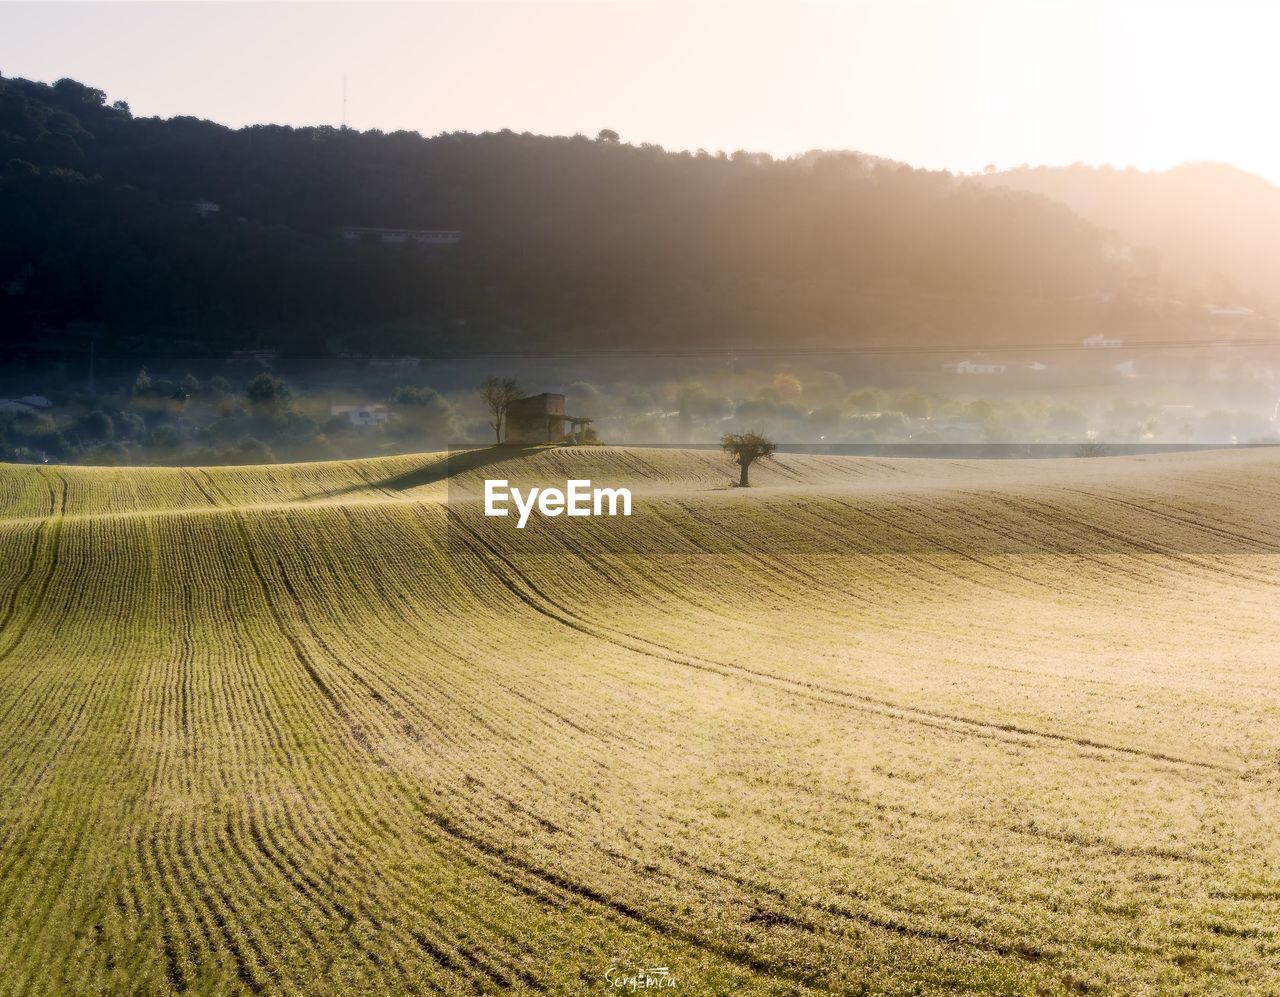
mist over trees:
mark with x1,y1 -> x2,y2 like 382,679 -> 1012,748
975,162 -> 1280,307
0,74 -> 1153,359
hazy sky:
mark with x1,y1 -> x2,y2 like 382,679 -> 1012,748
3,1 -> 1279,181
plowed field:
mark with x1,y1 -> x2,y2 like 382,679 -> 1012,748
2,446 -> 1278,994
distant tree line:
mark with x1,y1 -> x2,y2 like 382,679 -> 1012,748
0,366 -> 469,466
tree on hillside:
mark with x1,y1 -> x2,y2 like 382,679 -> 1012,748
721,431 -> 777,487
480,376 -> 522,444
392,386 -> 457,441
246,373 -> 290,409
75,410 -> 114,443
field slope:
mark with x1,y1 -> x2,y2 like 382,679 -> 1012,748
1,446 -> 1279,994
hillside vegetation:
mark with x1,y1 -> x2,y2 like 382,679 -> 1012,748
1,446 -> 1279,992
2,75 -> 1136,355
978,161 -> 1280,306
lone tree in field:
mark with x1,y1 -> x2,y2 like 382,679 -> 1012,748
721,431 -> 777,487
480,376 -> 523,444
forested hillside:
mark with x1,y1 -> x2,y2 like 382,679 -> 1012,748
976,161 -> 1280,306
1,75 -> 1144,357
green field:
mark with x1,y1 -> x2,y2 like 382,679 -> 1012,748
1,446 -> 1279,994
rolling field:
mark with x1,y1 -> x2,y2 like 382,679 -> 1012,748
1,445 -> 1280,994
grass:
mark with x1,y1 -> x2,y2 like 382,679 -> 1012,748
1,445 -> 1279,994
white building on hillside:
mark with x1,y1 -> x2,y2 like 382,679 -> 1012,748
331,404 -> 390,427
953,359 -> 1007,375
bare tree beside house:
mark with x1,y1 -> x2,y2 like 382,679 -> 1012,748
480,377 -> 523,444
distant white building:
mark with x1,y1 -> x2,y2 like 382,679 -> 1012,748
341,226 -> 462,247
192,200 -> 220,218
953,359 -> 1007,375
1083,334 -> 1123,348
331,404 -> 390,427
